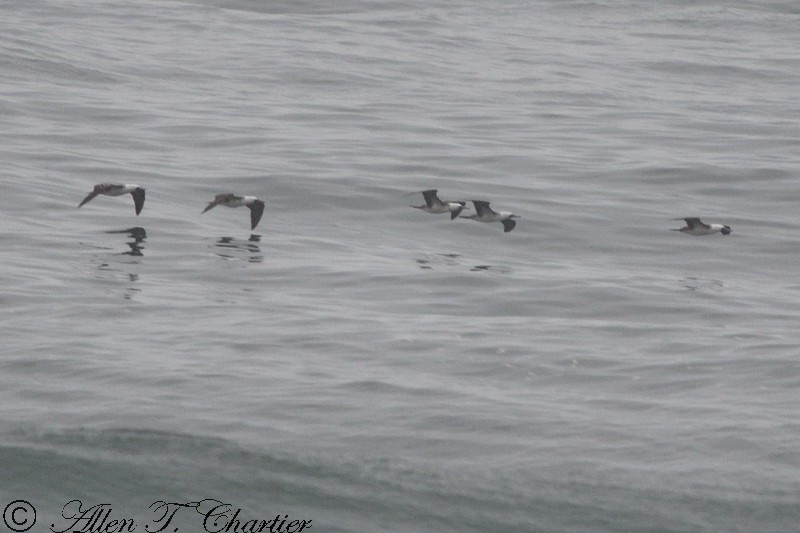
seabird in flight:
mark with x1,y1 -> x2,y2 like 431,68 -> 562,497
410,189 -> 467,220
78,184 -> 146,215
461,200 -> 519,232
672,217 -> 731,236
202,194 -> 265,230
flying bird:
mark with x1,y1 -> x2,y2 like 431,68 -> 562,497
410,189 -> 467,220
461,200 -> 519,232
672,217 -> 731,236
78,184 -> 145,215
202,194 -> 265,230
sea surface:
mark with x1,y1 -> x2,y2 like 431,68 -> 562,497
2,1 -> 800,531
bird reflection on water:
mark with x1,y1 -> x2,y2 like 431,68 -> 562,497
88,227 -> 148,300
679,277 -> 725,292
214,234 -> 263,263
414,253 -> 512,274
106,227 -> 147,257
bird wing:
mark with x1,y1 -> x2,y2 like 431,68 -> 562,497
78,190 -> 100,208
450,203 -> 466,219
203,194 -> 231,213
248,200 -> 265,230
682,217 -> 707,230
421,189 -> 442,208
502,219 -> 516,233
131,188 -> 145,215
471,200 -> 495,217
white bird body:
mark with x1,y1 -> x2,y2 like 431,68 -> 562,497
216,195 -> 259,208
461,200 -> 519,232
105,184 -> 140,196
473,209 -> 514,222
78,183 -> 146,215
421,202 -> 464,215
203,193 -> 265,230
673,217 -> 731,236
410,189 -> 467,220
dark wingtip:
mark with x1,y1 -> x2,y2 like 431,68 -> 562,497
78,192 -> 97,208
248,200 -> 265,230
132,188 -> 145,215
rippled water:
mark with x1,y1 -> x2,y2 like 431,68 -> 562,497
2,1 -> 799,531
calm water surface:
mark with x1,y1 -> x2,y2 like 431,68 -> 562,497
1,1 -> 799,531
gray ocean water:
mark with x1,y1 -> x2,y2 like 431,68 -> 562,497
2,1 -> 800,531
